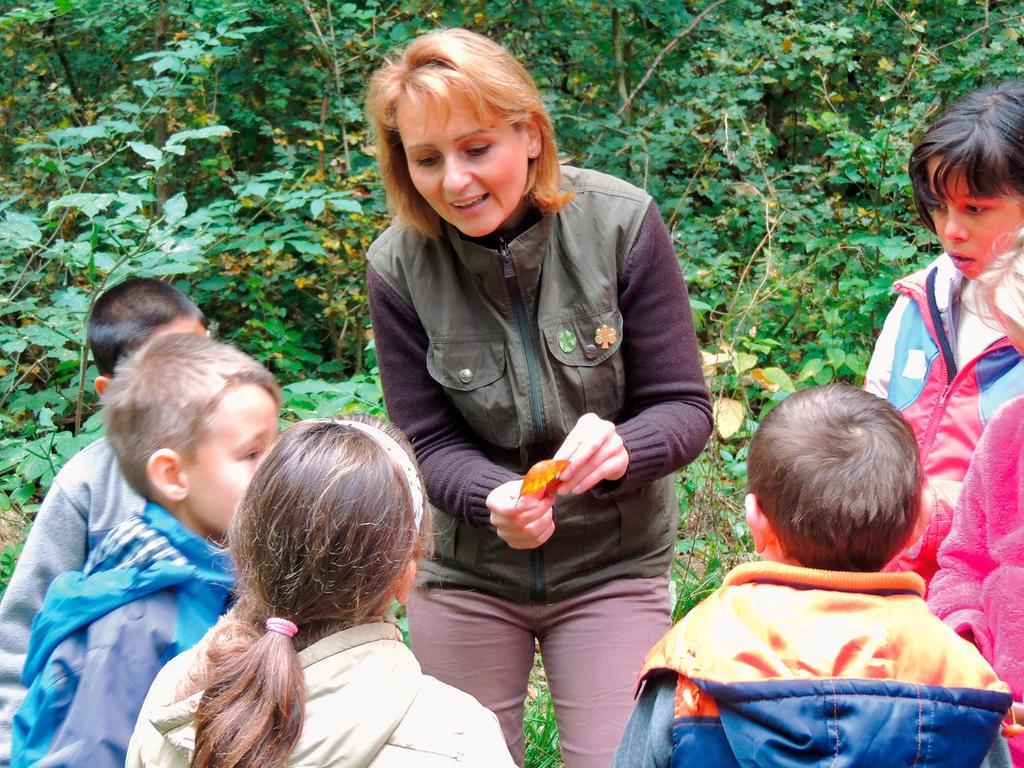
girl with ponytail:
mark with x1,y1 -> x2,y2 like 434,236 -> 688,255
126,416 -> 514,767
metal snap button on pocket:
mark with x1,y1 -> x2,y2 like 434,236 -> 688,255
583,344 -> 600,359
458,368 -> 474,384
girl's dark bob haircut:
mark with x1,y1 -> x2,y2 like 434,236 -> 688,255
909,80 -> 1024,233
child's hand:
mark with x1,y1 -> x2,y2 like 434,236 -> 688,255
487,479 -> 556,549
551,413 -> 628,496
1013,700 -> 1024,724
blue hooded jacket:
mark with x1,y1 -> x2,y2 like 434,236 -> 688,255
12,502 -> 233,768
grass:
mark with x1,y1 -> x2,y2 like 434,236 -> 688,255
524,656 -> 562,768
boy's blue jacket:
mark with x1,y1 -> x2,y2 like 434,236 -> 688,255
11,502 -> 233,768
626,562 -> 1014,768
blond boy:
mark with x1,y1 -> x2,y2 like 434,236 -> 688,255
12,334 -> 280,768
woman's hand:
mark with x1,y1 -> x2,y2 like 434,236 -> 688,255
552,413 -> 628,496
487,480 -> 556,549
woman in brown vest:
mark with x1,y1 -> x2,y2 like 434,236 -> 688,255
365,29 -> 712,767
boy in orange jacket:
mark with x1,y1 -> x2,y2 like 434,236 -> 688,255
614,384 -> 1015,768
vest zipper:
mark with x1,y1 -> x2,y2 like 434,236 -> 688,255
499,237 -> 548,603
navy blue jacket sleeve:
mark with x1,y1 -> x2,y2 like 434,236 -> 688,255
15,591 -> 176,768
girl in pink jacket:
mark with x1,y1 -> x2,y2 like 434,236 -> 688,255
929,242 -> 1024,764
866,82 -> 1024,584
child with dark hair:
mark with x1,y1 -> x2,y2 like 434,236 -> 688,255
0,278 -> 208,760
87,277 -> 208,383
866,81 -> 1024,582
127,416 -> 514,768
13,334 -> 281,768
613,385 -> 1016,768
930,244 -> 1024,765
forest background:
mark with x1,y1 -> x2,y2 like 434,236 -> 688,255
0,0 -> 1020,764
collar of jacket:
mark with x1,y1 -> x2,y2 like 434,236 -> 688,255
723,560 -> 926,597
443,211 -> 556,303
149,621 -> 413,757
141,502 -> 232,584
894,252 -> 963,338
84,501 -> 231,584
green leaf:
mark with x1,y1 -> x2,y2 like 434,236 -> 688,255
116,192 -> 146,215
733,352 -> 758,374
128,141 -> 163,163
325,196 -> 361,213
798,358 -> 825,382
238,181 -> 271,199
813,366 -> 835,385
46,124 -> 108,144
152,55 -> 181,75
826,348 -> 846,369
0,213 -> 42,249
163,194 -> 187,226
166,126 -> 231,145
47,193 -> 116,218
288,238 -> 324,256
310,198 -> 325,218
757,367 -> 796,393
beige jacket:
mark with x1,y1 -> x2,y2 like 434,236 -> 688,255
126,622 -> 514,767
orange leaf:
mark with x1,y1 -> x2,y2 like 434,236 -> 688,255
519,459 -> 569,499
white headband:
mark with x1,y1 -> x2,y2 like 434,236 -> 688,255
336,420 -> 424,530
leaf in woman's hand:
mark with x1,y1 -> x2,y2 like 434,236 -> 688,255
518,459 -> 570,500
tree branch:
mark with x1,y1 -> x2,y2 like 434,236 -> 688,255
617,0 -> 727,118
612,8 -> 629,107
45,17 -> 83,121
302,0 -> 352,173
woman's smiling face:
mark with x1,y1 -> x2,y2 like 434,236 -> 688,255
396,92 -> 541,238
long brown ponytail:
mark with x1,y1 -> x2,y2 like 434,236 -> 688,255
188,416 -> 428,768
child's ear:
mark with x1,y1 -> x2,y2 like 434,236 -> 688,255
745,493 -> 770,555
146,449 -> 189,503
906,479 -> 948,549
911,483 -> 934,545
393,560 -> 418,606
745,493 -> 789,563
93,375 -> 110,397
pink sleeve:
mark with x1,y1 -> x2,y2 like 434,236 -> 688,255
928,401 -> 1024,658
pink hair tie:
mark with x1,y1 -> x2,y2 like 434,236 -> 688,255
265,617 -> 298,638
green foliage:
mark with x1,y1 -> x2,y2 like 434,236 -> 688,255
4,1 -> 1024,763
524,658 -> 562,768
0,540 -> 25,590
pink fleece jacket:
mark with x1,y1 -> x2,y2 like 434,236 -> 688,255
929,395 -> 1024,764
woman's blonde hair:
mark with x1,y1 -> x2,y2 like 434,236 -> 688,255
978,234 -> 1024,349
189,416 -> 430,768
366,28 -> 572,238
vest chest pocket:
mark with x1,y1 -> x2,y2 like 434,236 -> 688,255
426,340 -> 521,450
542,307 -> 626,425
